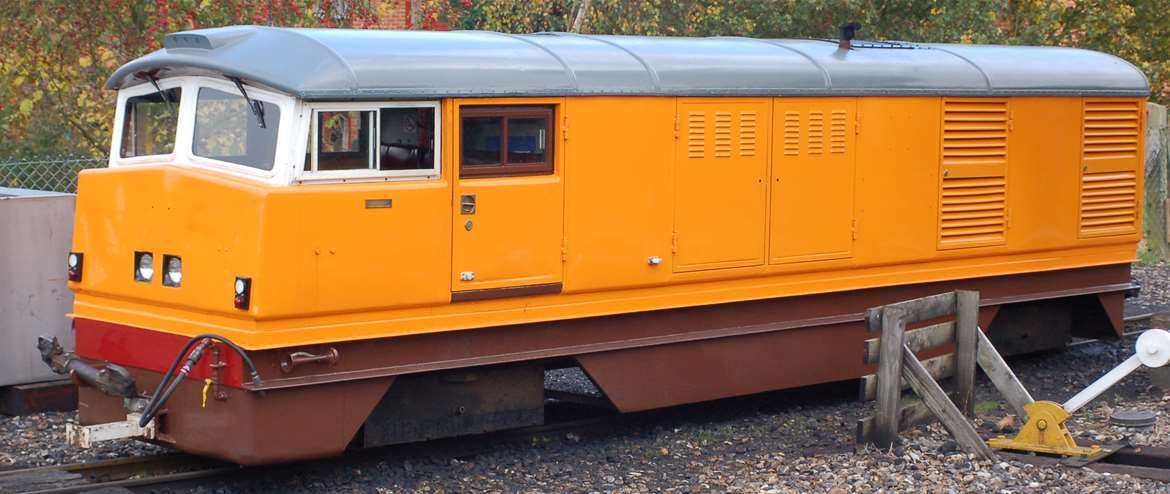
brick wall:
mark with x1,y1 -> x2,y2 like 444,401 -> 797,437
374,0 -> 412,30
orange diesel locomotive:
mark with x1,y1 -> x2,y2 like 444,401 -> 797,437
41,26 -> 1148,464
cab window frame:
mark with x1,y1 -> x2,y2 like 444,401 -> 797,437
459,106 -> 555,178
299,100 -> 441,183
110,76 -> 295,184
110,77 -> 186,166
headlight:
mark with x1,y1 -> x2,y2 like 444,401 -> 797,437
67,252 -> 83,282
163,255 -> 182,287
134,251 -> 154,282
234,277 -> 252,310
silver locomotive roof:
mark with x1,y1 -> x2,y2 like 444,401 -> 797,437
107,25 -> 1150,99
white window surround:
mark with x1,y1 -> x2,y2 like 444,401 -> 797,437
109,76 -> 298,186
295,100 -> 442,184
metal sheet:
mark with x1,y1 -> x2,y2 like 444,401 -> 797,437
0,188 -> 75,387
106,26 -> 1150,99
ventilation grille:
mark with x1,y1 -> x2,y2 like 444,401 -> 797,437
830,110 -> 847,154
739,111 -> 757,157
686,109 -> 761,159
807,111 -> 824,155
1079,171 -> 1138,237
942,100 -> 1008,167
938,100 -> 1009,249
686,111 -> 704,158
1083,100 -> 1140,161
714,112 -> 732,158
939,177 -> 1007,248
782,111 -> 799,156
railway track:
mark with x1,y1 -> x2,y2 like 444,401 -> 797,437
0,401 -> 622,493
999,444 -> 1170,483
2,317 -> 1166,492
0,452 -> 236,494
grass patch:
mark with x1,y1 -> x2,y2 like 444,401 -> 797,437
975,400 -> 1001,415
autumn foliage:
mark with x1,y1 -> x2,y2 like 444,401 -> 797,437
0,0 -> 380,158
419,0 -> 1169,99
2,0 -> 1167,159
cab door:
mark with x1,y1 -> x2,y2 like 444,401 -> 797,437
451,102 -> 563,298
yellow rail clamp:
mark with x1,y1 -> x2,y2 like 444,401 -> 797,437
987,401 -> 1104,459
988,329 -> 1170,459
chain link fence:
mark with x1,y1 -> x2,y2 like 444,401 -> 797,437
0,157 -> 107,194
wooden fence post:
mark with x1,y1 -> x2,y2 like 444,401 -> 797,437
954,290 -> 979,417
873,307 -> 906,449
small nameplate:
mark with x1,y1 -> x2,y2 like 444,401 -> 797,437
365,199 -> 393,209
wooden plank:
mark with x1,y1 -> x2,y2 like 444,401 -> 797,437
864,307 -> 882,333
0,380 -> 78,416
856,397 -> 937,446
872,307 -> 907,448
863,321 -> 955,364
900,342 -> 994,460
860,353 -> 955,401
975,328 -> 1034,420
876,292 -> 956,327
954,290 -> 979,418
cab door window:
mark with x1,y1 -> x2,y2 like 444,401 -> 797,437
460,106 -> 553,178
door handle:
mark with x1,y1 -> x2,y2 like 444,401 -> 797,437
460,194 -> 476,215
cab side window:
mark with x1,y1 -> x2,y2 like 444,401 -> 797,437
379,107 -> 435,171
315,110 -> 373,171
304,104 -> 438,177
460,106 -> 553,178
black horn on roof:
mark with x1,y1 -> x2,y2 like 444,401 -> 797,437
839,22 -> 863,50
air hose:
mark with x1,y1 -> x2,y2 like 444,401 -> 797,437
137,333 -> 262,427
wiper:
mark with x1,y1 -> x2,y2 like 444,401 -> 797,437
230,77 -> 267,129
144,73 -> 176,117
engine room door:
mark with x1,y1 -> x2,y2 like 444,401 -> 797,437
451,103 -> 564,296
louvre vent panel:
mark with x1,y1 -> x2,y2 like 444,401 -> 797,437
807,111 -> 824,155
714,112 -> 732,158
941,100 -> 1008,167
939,177 -> 1007,247
686,111 -> 704,158
783,111 -> 799,156
1083,100 -> 1140,160
739,111 -> 757,157
830,110 -> 847,154
1078,171 -> 1138,236
937,100 -> 1009,249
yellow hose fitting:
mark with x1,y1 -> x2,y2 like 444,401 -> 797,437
201,378 -> 212,408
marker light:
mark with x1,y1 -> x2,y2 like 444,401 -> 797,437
162,255 -> 182,287
67,252 -> 83,282
234,277 -> 251,310
134,252 -> 154,282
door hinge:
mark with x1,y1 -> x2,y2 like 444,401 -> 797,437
562,115 -> 569,141
852,218 -> 859,240
671,231 -> 679,253
673,114 -> 679,140
1007,110 -> 1014,132
855,110 -> 861,135
561,237 -> 568,262
1005,207 -> 1010,229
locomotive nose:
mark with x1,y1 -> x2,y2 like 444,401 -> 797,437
69,164 -> 265,315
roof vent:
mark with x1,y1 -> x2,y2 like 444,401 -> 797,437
165,33 -> 213,50
838,22 -> 862,50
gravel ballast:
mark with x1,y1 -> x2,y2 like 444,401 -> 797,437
0,264 -> 1167,492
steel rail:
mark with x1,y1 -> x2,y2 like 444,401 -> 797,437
1000,445 -> 1170,483
0,401 -> 621,494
